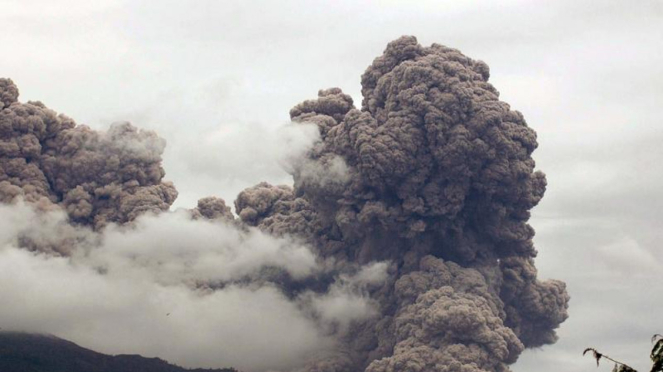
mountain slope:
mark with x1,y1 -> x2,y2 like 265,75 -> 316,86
0,332 -> 235,372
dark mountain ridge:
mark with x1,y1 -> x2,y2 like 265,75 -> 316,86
0,332 -> 236,372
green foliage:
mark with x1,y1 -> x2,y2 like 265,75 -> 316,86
584,334 -> 663,372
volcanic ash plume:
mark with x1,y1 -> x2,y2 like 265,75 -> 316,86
0,78 -> 177,234
238,36 -> 569,371
0,35 -> 569,372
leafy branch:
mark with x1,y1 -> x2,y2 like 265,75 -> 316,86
584,334 -> 663,372
583,348 -> 636,372
651,335 -> 663,372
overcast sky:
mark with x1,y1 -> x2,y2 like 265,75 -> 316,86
1,1 -> 662,371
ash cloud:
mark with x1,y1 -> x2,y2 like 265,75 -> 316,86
0,78 -> 177,230
0,35 -> 568,372
242,36 -> 569,372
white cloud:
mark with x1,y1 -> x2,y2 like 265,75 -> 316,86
303,262 -> 390,331
0,202 -> 332,371
0,247 -> 331,371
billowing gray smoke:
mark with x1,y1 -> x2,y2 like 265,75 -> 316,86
0,36 -> 568,372
0,81 -> 177,234
238,36 -> 569,372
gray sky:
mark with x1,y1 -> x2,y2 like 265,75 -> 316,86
1,0 -> 662,371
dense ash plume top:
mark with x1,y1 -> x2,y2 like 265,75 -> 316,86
0,78 -> 177,231
239,36 -> 569,372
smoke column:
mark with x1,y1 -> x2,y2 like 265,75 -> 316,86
238,36 -> 569,372
0,36 -> 568,372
